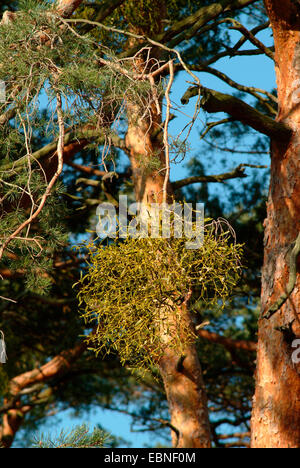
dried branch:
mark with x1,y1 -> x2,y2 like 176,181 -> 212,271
175,61 -> 277,116
0,295 -> 17,303
202,138 -> 270,155
183,63 -> 277,115
228,20 -> 271,55
64,17 -> 201,86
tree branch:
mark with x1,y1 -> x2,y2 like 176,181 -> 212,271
0,128 -> 126,173
219,18 -> 274,60
0,108 -> 17,127
181,86 -> 292,141
114,0 -> 259,59
204,46 -> 275,67
200,117 -> 235,139
79,0 -> 126,33
176,62 -> 277,115
56,0 -> 85,18
9,342 -> 87,396
160,0 -> 260,45
228,20 -> 271,55
172,164 -> 249,190
196,328 -> 257,353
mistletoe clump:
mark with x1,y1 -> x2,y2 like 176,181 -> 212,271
77,222 -> 243,371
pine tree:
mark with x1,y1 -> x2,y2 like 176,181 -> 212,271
1,0 -> 292,449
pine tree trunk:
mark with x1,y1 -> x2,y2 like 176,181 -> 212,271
251,0 -> 300,448
125,87 -> 211,448
158,299 -> 211,448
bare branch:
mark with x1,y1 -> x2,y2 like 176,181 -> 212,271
218,18 -> 274,60
202,138 -> 270,155
200,117 -> 235,140
229,20 -> 271,54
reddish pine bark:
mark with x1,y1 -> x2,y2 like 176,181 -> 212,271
251,0 -> 300,448
158,300 -> 211,448
0,343 -> 86,448
56,0 -> 84,18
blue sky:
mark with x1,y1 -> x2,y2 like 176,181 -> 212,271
14,27 -> 277,448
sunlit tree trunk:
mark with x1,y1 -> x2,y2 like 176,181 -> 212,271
251,0 -> 300,448
125,104 -> 211,447
158,297 -> 212,448
124,9 -> 211,443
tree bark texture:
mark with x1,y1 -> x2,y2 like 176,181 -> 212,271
251,0 -> 300,448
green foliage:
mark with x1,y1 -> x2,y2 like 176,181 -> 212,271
0,3 -> 162,294
0,179 -> 69,295
31,424 -> 108,448
0,3 -> 159,131
77,225 -> 242,371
